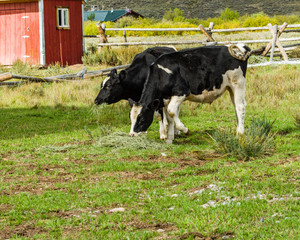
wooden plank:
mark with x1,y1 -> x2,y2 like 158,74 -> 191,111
199,24 -> 214,42
98,37 -> 300,47
0,72 -> 12,82
262,22 -> 288,56
103,24 -> 300,33
269,25 -> 277,61
266,23 -> 289,61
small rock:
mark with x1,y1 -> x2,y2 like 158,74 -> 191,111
157,229 -> 165,233
109,207 -> 125,213
161,152 -> 167,157
168,206 -> 175,210
171,194 -> 178,198
260,217 -> 264,223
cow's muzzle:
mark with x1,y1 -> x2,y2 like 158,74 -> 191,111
94,98 -> 104,105
129,131 -> 146,137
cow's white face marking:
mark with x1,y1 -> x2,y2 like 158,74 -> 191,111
157,64 -> 173,74
129,104 -> 143,136
101,77 -> 110,89
235,43 -> 247,53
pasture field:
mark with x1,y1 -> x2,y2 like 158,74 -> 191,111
0,62 -> 299,239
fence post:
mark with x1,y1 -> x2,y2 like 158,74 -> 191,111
123,30 -> 127,43
199,24 -> 215,42
96,22 -> 108,52
270,24 -> 277,62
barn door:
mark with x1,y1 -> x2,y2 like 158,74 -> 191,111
0,9 -> 26,65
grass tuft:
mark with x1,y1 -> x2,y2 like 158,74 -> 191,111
210,117 -> 275,160
294,114 -> 300,128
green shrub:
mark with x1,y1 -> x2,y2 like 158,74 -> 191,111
84,21 -> 99,35
210,117 -> 275,160
163,8 -> 185,22
87,12 -> 95,21
114,16 -> 136,28
242,12 -> 277,27
220,8 -> 240,21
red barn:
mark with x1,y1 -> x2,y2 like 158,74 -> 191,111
0,0 -> 85,66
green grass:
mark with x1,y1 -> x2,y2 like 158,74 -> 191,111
0,64 -> 299,239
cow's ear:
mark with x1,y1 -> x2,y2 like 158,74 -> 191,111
150,99 -> 160,110
111,69 -> 117,74
119,70 -> 127,82
128,98 -> 136,107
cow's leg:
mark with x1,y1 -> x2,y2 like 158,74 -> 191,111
228,76 -> 246,135
166,112 -> 175,144
154,111 -> 167,140
167,96 -> 189,134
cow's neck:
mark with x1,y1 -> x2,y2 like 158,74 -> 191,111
139,79 -> 158,107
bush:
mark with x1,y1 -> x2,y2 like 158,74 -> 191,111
294,114 -> 300,128
87,12 -> 95,21
163,8 -> 185,22
84,21 -> 99,35
242,12 -> 277,27
220,8 -> 240,21
210,117 -> 275,160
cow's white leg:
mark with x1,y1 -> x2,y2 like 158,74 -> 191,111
167,95 -> 189,134
228,76 -> 246,135
154,111 -> 167,140
166,112 -> 174,144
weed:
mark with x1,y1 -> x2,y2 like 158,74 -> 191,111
290,46 -> 300,59
210,118 -> 275,160
82,46 -> 143,66
294,114 -> 300,128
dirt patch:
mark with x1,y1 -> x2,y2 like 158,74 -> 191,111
268,155 -> 299,167
2,172 -> 77,196
179,231 -> 234,240
128,220 -> 178,232
0,204 -> 13,212
123,151 -> 220,168
49,207 -> 105,219
0,222 -> 46,239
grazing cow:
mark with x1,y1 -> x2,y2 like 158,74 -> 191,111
94,46 -> 177,139
129,44 -> 251,143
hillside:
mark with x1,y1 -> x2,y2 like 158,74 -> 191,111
85,0 -> 300,19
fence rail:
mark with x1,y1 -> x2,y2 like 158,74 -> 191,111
96,37 -> 300,47
84,24 -> 300,36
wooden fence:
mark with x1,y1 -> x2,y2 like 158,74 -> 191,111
84,23 -> 300,47
84,22 -> 300,66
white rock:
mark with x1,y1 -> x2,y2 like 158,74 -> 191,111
109,207 -> 125,213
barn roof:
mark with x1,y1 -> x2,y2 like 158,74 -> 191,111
84,8 -> 143,22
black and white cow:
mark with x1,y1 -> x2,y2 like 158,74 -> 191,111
129,44 -> 251,143
94,46 -> 177,139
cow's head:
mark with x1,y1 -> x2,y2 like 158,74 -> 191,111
94,69 -> 127,105
129,99 -> 160,136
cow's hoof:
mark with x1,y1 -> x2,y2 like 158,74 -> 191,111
166,139 -> 173,144
160,135 -> 167,140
